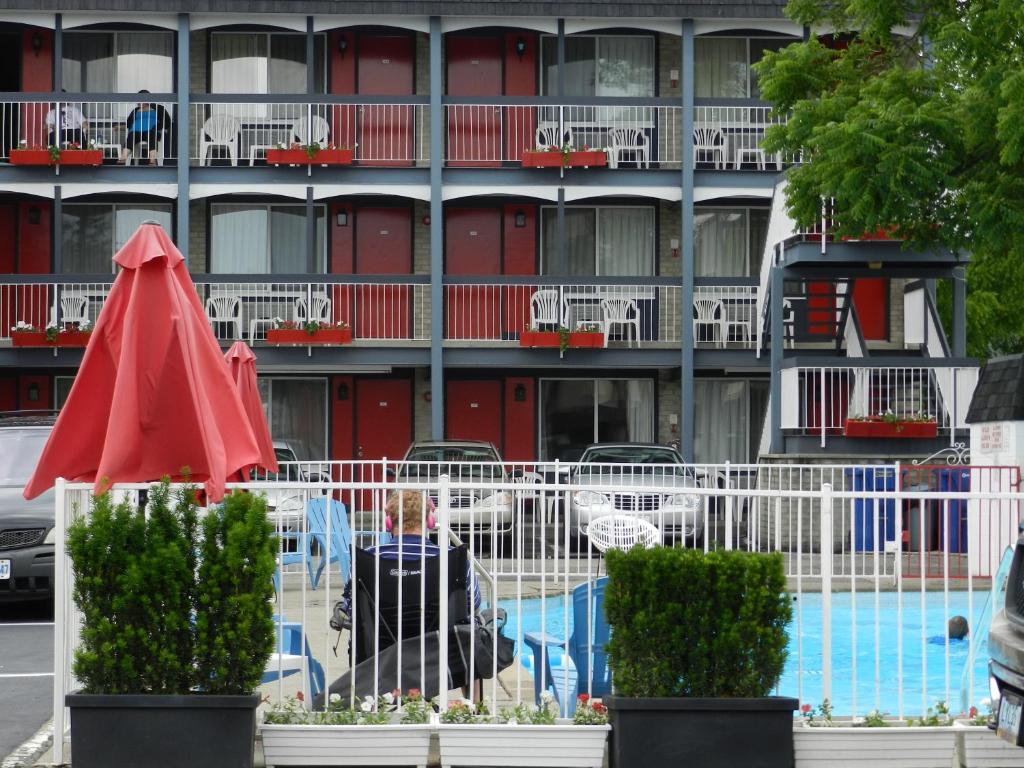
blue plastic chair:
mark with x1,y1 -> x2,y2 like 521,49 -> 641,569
523,576 -> 610,716
261,617 -> 325,700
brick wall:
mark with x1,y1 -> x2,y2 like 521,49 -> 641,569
657,33 -> 681,100
657,370 -> 681,446
188,200 -> 206,272
658,201 -> 681,278
415,33 -> 431,95
413,200 -> 431,275
189,31 -> 207,93
413,368 -> 433,440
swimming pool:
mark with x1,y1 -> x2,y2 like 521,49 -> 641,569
498,589 -> 993,717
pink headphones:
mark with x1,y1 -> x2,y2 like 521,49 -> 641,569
384,495 -> 437,532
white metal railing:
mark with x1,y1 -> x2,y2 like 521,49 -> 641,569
443,282 -> 680,344
0,100 -> 177,162
694,105 -> 792,171
756,178 -> 793,355
693,285 -> 758,348
51,467 -> 1024,762
188,102 -> 429,166
780,366 -> 980,443
0,281 -> 111,332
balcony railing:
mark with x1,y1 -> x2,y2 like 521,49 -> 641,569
693,285 -> 758,349
443,281 -> 682,345
0,100 -> 178,163
693,105 -> 793,171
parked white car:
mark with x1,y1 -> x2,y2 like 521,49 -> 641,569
569,443 -> 703,544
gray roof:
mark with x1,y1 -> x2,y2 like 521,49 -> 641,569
0,0 -> 788,17
966,355 -> 1024,424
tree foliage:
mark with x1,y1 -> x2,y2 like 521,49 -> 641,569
755,0 -> 1024,357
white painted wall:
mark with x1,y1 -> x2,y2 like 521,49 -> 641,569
969,421 -> 1024,577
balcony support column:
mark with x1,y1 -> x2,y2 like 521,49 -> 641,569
679,18 -> 695,462
429,15 -> 444,439
952,265 -> 966,356
770,265 -> 784,453
556,187 -> 566,274
306,16 -> 315,95
306,186 -> 315,273
52,185 -> 62,273
53,14 -> 62,91
556,19 -> 565,98
176,13 -> 189,257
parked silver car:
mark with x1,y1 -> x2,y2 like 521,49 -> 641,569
569,443 -> 703,543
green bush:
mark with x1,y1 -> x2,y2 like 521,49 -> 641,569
604,547 -> 791,698
67,481 -> 275,696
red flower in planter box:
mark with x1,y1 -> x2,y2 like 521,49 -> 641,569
10,142 -> 102,166
265,318 -> 352,345
518,325 -> 605,356
522,143 -> 608,169
265,143 -> 355,166
11,320 -> 92,347
844,413 -> 938,439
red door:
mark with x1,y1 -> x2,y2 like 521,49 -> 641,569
0,204 -> 15,334
357,36 -> 414,166
349,207 -> 412,340
806,282 -> 837,337
446,380 -> 502,446
446,37 -> 503,167
355,377 -> 413,513
852,278 -> 888,341
445,208 -> 502,340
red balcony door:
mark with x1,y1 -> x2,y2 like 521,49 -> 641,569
806,282 -> 837,337
353,207 -> 412,339
852,278 -> 888,341
446,36 -> 503,167
357,36 -> 414,166
445,208 -> 501,340
446,379 -> 503,446
355,377 -> 413,513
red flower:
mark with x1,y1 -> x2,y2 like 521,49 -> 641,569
800,704 -> 811,714
577,693 -> 590,703
296,691 -> 305,702
592,702 -> 607,714
408,688 -> 421,698
969,706 -> 978,718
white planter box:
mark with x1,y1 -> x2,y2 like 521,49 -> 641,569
260,723 -> 433,767
954,721 -> 1024,767
793,724 -> 958,768
436,722 -> 610,768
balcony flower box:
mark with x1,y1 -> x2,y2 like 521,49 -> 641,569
55,330 -> 92,347
11,331 -> 51,347
266,328 -> 352,346
568,331 -> 604,348
265,147 -> 354,167
519,331 -> 605,349
10,148 -> 102,166
260,723 -> 433,767
843,418 -> 938,439
436,722 -> 609,768
521,150 -> 608,169
954,720 -> 1024,767
11,327 -> 91,347
793,724 -> 958,768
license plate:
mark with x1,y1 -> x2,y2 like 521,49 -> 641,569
998,691 -> 1023,746
0,559 -> 9,580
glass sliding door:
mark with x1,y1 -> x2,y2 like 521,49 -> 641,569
539,378 -> 655,460
62,203 -> 172,273
541,206 -> 654,276
694,207 -> 770,277
63,31 -> 173,92
210,204 -> 325,273
211,32 -> 326,93
695,37 -> 792,98
541,35 -> 654,97
257,377 -> 328,461
693,379 -> 768,463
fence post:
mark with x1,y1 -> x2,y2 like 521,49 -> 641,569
724,460 -> 733,550
821,482 -> 833,706
52,477 -> 67,765
437,473 -> 450,711
820,367 -> 827,448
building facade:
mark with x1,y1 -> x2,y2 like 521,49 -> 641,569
0,0 -> 975,466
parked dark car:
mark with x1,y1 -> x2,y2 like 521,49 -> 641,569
0,411 -> 57,604
988,535 -> 1024,747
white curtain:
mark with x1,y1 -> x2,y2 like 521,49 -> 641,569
269,35 -> 307,94
598,208 -> 654,275
748,209 -> 770,278
62,204 -> 113,273
541,208 -> 595,275
625,380 -> 654,442
114,205 -> 172,252
211,204 -> 268,272
695,38 -> 748,98
62,32 -> 113,92
211,33 -> 268,93
116,33 -> 173,93
694,208 -> 749,277
694,380 -> 747,463
270,207 -> 308,273
260,378 -> 328,461
597,37 -> 654,97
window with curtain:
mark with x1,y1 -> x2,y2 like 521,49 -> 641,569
209,204 -> 326,273
211,32 -> 326,93
541,207 -> 655,275
257,377 -> 327,461
694,379 -> 768,463
693,207 -> 769,277
541,35 -> 654,97
62,203 -> 172,273
539,378 -> 654,461
695,37 -> 790,98
62,31 -> 173,92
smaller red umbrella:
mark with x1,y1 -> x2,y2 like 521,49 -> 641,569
225,341 -> 278,476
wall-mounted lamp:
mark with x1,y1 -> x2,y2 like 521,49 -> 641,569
514,210 -> 526,228
421,215 -> 431,226
337,382 -> 350,400
514,383 -> 527,402
27,382 -> 40,402
30,31 -> 42,55
336,210 -> 348,227
670,69 -> 679,88
515,36 -> 527,61
338,35 -> 348,59
27,206 -> 40,225
670,238 -> 680,258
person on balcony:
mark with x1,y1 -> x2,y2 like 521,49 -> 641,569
45,93 -> 88,147
119,91 -> 171,166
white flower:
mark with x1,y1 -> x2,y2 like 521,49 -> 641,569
329,694 -> 341,704
46,322 -> 59,332
382,692 -> 394,705
507,717 -> 518,725
539,691 -> 555,705
360,700 -> 372,713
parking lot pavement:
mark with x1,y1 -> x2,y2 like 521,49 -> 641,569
0,602 -> 54,765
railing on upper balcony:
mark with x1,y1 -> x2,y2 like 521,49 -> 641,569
187,101 -> 430,167
0,99 -> 178,163
693,105 -> 794,171
779,365 -> 979,446
693,284 -> 758,349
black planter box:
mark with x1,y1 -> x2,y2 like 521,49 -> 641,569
606,695 -> 798,768
66,693 -> 259,768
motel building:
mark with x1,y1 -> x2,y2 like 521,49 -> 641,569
0,0 -> 975,470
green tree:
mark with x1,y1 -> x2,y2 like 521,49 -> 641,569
755,0 -> 1024,358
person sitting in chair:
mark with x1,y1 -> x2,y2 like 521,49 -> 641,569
119,90 -> 171,165
45,93 -> 88,147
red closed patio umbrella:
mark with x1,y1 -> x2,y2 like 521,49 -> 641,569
225,341 -> 278,477
24,222 -> 261,502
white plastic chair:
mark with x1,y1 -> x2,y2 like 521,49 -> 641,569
530,289 -> 563,330
295,295 -> 331,324
693,297 -> 725,346
292,116 -> 330,147
586,515 -> 661,553
205,295 -> 243,340
600,297 -> 641,348
607,128 -> 650,169
535,124 -> 573,149
722,302 -> 752,345
126,135 -> 166,167
51,295 -> 89,326
199,114 -> 241,167
693,127 -> 727,169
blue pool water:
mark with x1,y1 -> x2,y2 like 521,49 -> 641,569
498,590 -> 992,717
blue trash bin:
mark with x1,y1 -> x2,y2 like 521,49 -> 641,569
937,468 -> 970,554
846,467 -> 897,552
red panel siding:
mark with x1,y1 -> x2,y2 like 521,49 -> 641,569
503,377 -> 535,461
447,36 -> 502,166
21,29 -> 52,91
18,374 -> 50,409
0,377 -> 16,412
446,379 -> 502,446
852,278 -> 889,341
327,31 -> 358,153
347,207 -> 413,340
0,204 -> 15,273
330,203 -> 354,274
446,208 -> 502,340
502,205 -> 535,337
355,377 -> 412,460
358,36 -> 413,166
18,202 -> 50,274
330,375 -> 355,461
503,32 -> 537,160
806,282 -> 836,337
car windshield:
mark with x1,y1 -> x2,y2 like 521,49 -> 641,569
581,446 -> 682,464
404,446 -> 499,463
399,446 -> 503,479
0,428 -> 49,484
